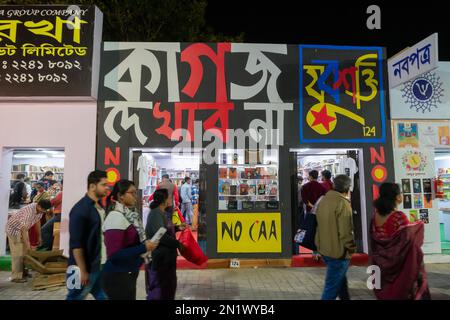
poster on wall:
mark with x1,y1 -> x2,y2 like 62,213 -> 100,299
217,213 -> 281,253
394,147 -> 441,253
299,45 -> 386,143
395,122 -> 450,149
397,123 -> 419,148
0,5 -> 103,98
390,62 -> 450,119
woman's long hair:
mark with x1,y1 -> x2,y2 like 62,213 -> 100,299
374,182 -> 401,216
106,179 -> 135,214
150,188 -> 169,210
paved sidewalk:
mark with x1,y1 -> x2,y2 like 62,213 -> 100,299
1,264 -> 449,300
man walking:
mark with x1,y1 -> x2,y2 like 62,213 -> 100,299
66,170 -> 109,300
180,177 -> 193,225
315,174 -> 356,300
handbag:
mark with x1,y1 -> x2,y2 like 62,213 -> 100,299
177,229 -> 208,265
294,196 -> 324,251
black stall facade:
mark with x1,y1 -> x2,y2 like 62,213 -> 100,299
95,42 -> 394,262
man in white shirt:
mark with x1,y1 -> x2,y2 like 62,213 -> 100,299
180,177 -> 193,225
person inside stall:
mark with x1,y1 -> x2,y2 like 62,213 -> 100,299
29,182 -> 50,249
9,173 -> 28,209
148,174 -> 180,214
145,188 -> 185,300
321,170 -> 334,192
191,179 -> 200,231
40,171 -> 54,190
39,180 -> 63,251
301,170 -> 327,213
24,178 -> 32,204
30,171 -> 54,201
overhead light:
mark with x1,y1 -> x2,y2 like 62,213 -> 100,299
51,154 -> 65,158
14,154 -> 47,159
435,155 -> 450,161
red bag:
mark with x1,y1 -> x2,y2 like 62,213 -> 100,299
177,229 -> 208,265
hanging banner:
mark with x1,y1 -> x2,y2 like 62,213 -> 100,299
0,5 -> 103,98
388,33 -> 438,89
217,213 -> 281,253
299,45 -> 386,143
390,62 -> 450,119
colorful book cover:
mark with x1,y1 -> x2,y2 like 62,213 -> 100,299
422,179 -> 432,193
409,210 -> 419,223
248,185 -> 256,195
419,209 -> 429,224
244,168 -> 256,179
398,123 -> 419,148
239,182 -> 249,195
413,194 -> 423,209
228,167 -> 237,179
401,179 -> 411,193
269,185 -> 278,196
403,194 -> 412,209
219,167 -> 227,179
438,126 -> 450,146
424,193 -> 433,208
221,182 -> 231,195
257,183 -> 266,195
230,185 -> 237,195
412,179 -> 422,193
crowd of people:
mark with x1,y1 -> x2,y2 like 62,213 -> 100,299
5,167 -> 430,300
6,171 -> 64,283
297,170 -> 430,300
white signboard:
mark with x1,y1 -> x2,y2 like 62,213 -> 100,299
388,33 -> 438,88
390,62 -> 450,119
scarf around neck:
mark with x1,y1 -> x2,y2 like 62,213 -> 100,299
113,202 -> 146,242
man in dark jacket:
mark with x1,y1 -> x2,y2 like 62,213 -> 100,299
315,174 -> 356,300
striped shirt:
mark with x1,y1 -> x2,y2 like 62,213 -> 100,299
6,203 -> 43,237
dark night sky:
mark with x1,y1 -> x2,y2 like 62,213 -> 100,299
205,1 -> 450,60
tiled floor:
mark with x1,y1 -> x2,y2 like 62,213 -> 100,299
1,264 -> 450,300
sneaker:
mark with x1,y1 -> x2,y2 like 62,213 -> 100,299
11,278 -> 27,283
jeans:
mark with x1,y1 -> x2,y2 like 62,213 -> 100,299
41,214 -> 61,250
66,270 -> 108,300
321,256 -> 350,300
181,202 -> 193,224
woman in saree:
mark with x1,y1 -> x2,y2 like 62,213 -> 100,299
370,182 -> 430,300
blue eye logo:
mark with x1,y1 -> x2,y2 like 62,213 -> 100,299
402,72 -> 444,113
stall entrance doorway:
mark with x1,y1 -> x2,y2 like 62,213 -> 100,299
290,148 -> 367,258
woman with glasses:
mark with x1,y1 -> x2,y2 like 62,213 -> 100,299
102,179 -> 159,300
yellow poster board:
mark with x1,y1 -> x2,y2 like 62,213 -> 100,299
217,213 -> 281,253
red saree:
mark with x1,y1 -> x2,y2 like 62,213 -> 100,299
370,212 -> 431,300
